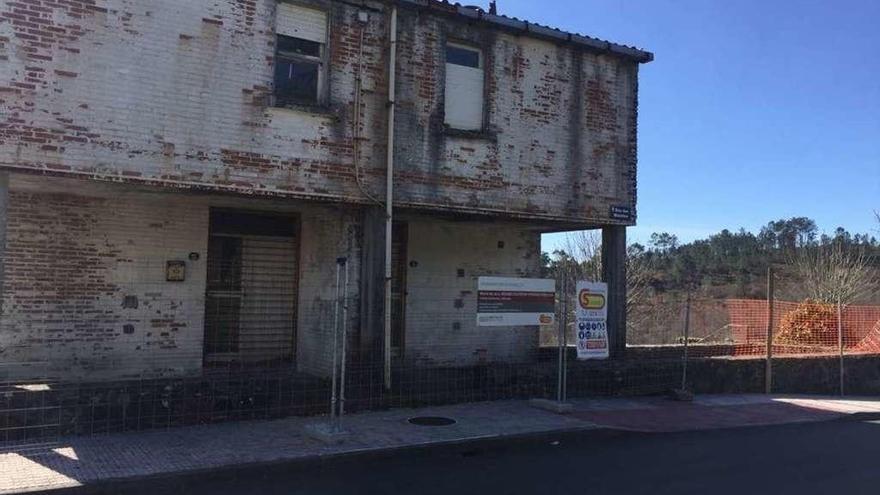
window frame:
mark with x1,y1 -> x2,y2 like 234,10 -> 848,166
443,41 -> 487,132
272,3 -> 330,108
445,42 -> 482,69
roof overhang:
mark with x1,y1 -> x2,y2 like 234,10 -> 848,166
396,0 -> 654,63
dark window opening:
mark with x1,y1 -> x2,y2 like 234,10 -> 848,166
278,35 -> 321,57
274,34 -> 322,106
446,45 -> 480,68
210,210 -> 298,237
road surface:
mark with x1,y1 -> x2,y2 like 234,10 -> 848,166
92,418 -> 880,495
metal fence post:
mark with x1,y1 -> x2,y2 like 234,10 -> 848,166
765,266 -> 774,394
681,292 -> 691,392
561,278 -> 569,403
339,257 -> 350,421
838,297 -> 844,396
556,276 -> 566,404
329,259 -> 343,428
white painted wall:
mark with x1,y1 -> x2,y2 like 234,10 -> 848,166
401,217 -> 543,366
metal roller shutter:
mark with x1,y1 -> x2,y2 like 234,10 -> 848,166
276,3 -> 327,43
204,211 -> 299,364
238,236 -> 298,362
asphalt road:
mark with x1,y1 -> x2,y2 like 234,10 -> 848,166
84,418 -> 880,495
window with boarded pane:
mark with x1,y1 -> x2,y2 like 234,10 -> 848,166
444,43 -> 484,131
274,3 -> 328,106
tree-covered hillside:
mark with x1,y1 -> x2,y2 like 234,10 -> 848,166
544,217 -> 880,303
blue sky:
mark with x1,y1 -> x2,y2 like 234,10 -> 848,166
507,0 -> 880,253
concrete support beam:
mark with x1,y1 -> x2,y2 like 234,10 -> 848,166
601,225 -> 627,358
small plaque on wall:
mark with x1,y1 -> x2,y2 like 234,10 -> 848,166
166,260 -> 186,282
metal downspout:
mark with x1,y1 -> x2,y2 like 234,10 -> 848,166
383,5 -> 398,390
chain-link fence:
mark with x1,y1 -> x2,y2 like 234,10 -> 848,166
2,232 -> 879,452
624,263 -> 880,398
0,258 -> 565,450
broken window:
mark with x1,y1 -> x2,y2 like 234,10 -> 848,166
274,2 -> 328,106
444,43 -> 484,131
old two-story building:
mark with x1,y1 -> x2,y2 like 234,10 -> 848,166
0,0 -> 652,382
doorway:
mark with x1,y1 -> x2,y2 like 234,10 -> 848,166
390,222 -> 408,359
203,210 -> 299,364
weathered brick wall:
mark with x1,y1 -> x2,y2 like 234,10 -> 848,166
0,0 -> 389,201
0,174 -> 361,380
0,172 -> 544,378
401,216 -> 543,366
393,7 -> 640,224
0,176 -> 210,379
0,0 -> 641,225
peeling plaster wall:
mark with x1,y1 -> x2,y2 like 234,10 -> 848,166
0,0 -> 389,201
401,217 -> 543,366
0,0 -> 641,225
0,176 -> 210,380
0,172 -> 542,378
393,9 -> 640,224
0,174 -> 359,380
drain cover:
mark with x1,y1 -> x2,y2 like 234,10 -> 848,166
408,416 -> 456,426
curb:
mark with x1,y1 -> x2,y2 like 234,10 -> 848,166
21,426 -> 621,495
18,406 -> 880,494
839,411 -> 880,422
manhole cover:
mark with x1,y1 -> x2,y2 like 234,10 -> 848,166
408,416 -> 457,426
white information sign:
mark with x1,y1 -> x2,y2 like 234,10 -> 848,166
476,277 -> 556,327
575,281 -> 609,360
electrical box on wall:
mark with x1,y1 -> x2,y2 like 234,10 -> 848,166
166,260 -> 186,282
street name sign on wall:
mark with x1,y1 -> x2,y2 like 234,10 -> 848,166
575,281 -> 609,360
476,277 -> 556,327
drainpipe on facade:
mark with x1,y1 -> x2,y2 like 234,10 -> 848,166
383,5 -> 398,391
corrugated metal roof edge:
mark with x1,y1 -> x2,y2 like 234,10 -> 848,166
396,0 -> 654,63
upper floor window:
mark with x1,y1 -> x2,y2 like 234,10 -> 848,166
274,2 -> 328,107
444,43 -> 484,131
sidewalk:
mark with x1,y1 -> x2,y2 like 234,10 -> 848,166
2,395 -> 879,494
569,395 -> 880,432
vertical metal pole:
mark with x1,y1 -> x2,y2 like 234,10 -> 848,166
838,297 -> 844,396
556,277 -> 565,403
681,292 -> 691,391
765,266 -> 774,394
0,172 -> 7,318
383,6 -> 398,392
339,258 -> 350,419
330,262 -> 341,425
563,289 -> 570,403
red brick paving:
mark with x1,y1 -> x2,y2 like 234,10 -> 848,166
573,400 -> 846,432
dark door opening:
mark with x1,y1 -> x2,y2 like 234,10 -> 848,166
391,222 -> 408,359
204,210 -> 299,365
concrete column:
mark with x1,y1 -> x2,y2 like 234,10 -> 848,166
0,171 -> 7,317
602,225 -> 627,358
